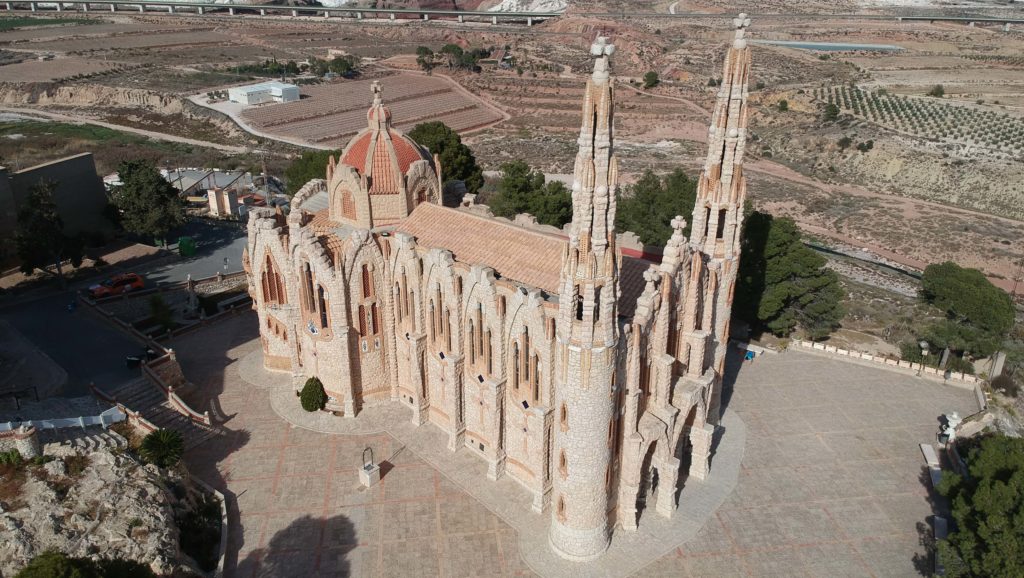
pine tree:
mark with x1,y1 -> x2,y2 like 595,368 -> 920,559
736,213 -> 844,340
938,435 -> 1024,577
487,160 -> 571,228
408,121 -> 484,194
110,159 -> 185,246
615,168 -> 697,246
14,179 -> 83,287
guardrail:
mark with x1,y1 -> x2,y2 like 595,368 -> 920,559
0,406 -> 126,432
2,1 -> 558,24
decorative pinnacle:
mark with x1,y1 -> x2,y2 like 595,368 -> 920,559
371,80 -> 383,105
671,215 -> 688,232
733,12 -> 752,48
643,268 -> 660,287
590,36 -> 615,81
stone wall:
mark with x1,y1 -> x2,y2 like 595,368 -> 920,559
0,426 -> 41,459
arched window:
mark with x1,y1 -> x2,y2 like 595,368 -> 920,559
303,263 -> 315,313
371,303 -> 380,334
468,323 -> 476,365
361,264 -> 372,298
358,305 -> 367,335
512,343 -> 519,390
317,285 -> 329,329
485,330 -> 492,376
532,355 -> 540,403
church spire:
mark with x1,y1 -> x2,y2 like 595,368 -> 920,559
550,36 -> 619,563
689,13 -> 752,255
567,36 -> 618,263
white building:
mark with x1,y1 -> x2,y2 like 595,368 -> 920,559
228,81 -> 300,105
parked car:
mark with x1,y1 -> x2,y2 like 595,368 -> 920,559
88,273 -> 144,298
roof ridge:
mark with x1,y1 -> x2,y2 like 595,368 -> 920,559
409,203 -> 568,244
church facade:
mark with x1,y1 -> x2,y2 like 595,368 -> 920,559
244,16 -> 753,561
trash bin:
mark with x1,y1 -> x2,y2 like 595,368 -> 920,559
178,236 -> 196,257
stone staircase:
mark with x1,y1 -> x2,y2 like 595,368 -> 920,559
37,425 -> 128,453
103,377 -> 222,450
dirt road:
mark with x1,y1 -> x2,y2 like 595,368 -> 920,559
0,107 -> 249,154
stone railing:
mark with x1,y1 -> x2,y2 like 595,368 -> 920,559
142,353 -> 213,427
90,383 -> 161,433
189,474 -> 229,578
789,340 -> 981,386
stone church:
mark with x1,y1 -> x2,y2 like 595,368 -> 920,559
244,15 -> 753,561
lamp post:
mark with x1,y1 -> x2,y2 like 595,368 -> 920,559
919,340 -> 929,376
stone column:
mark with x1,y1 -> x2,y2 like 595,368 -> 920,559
292,9 -> 298,17
654,456 -> 680,518
228,7 -> 235,15
408,335 -> 428,426
688,424 -> 715,480
446,354 -> 466,451
686,331 -> 708,378
457,14 -> 463,23
486,378 -> 506,480
491,15 -> 497,25
197,6 -> 204,15
616,435 -> 643,531
30,2 -> 37,12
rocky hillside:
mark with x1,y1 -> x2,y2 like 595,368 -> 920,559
0,448 -> 188,577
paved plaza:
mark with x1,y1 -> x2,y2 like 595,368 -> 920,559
177,315 -> 978,577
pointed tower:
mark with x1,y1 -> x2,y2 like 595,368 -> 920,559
549,36 -> 620,562
686,14 -> 753,424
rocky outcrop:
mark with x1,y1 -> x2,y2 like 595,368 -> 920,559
0,449 -> 188,577
0,83 -> 184,114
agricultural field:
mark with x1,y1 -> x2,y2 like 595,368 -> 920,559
240,73 -> 505,147
0,58 -> 134,83
818,85 -> 1024,159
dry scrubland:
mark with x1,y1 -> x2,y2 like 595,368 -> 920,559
0,9 -> 1020,286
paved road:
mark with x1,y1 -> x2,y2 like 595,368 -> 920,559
145,220 -> 249,285
1,291 -> 140,397
0,219 -> 250,399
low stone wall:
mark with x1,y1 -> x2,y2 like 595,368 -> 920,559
189,474 -> 229,578
0,426 -> 40,459
790,339 -> 980,386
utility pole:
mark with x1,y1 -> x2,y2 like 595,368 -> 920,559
1012,258 -> 1024,299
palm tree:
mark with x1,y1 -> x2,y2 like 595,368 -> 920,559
140,429 -> 184,468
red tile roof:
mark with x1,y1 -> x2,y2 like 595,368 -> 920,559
340,129 -> 431,195
394,204 -> 652,318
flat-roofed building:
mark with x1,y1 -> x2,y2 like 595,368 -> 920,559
228,81 -> 300,105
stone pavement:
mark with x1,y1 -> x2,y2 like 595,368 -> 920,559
248,348 -> 745,578
176,315 -> 978,577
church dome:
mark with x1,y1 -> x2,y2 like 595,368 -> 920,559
339,81 -> 432,195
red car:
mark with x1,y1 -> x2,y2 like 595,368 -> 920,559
89,273 -> 145,298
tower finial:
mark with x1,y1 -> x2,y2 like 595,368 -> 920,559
733,13 -> 752,48
589,36 -> 615,82
371,80 -> 383,105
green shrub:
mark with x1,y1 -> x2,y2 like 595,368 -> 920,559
928,84 -> 945,98
139,429 -> 184,468
301,377 -> 327,412
642,71 -> 659,89
0,449 -> 23,466
777,99 -> 789,112
15,550 -> 156,578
